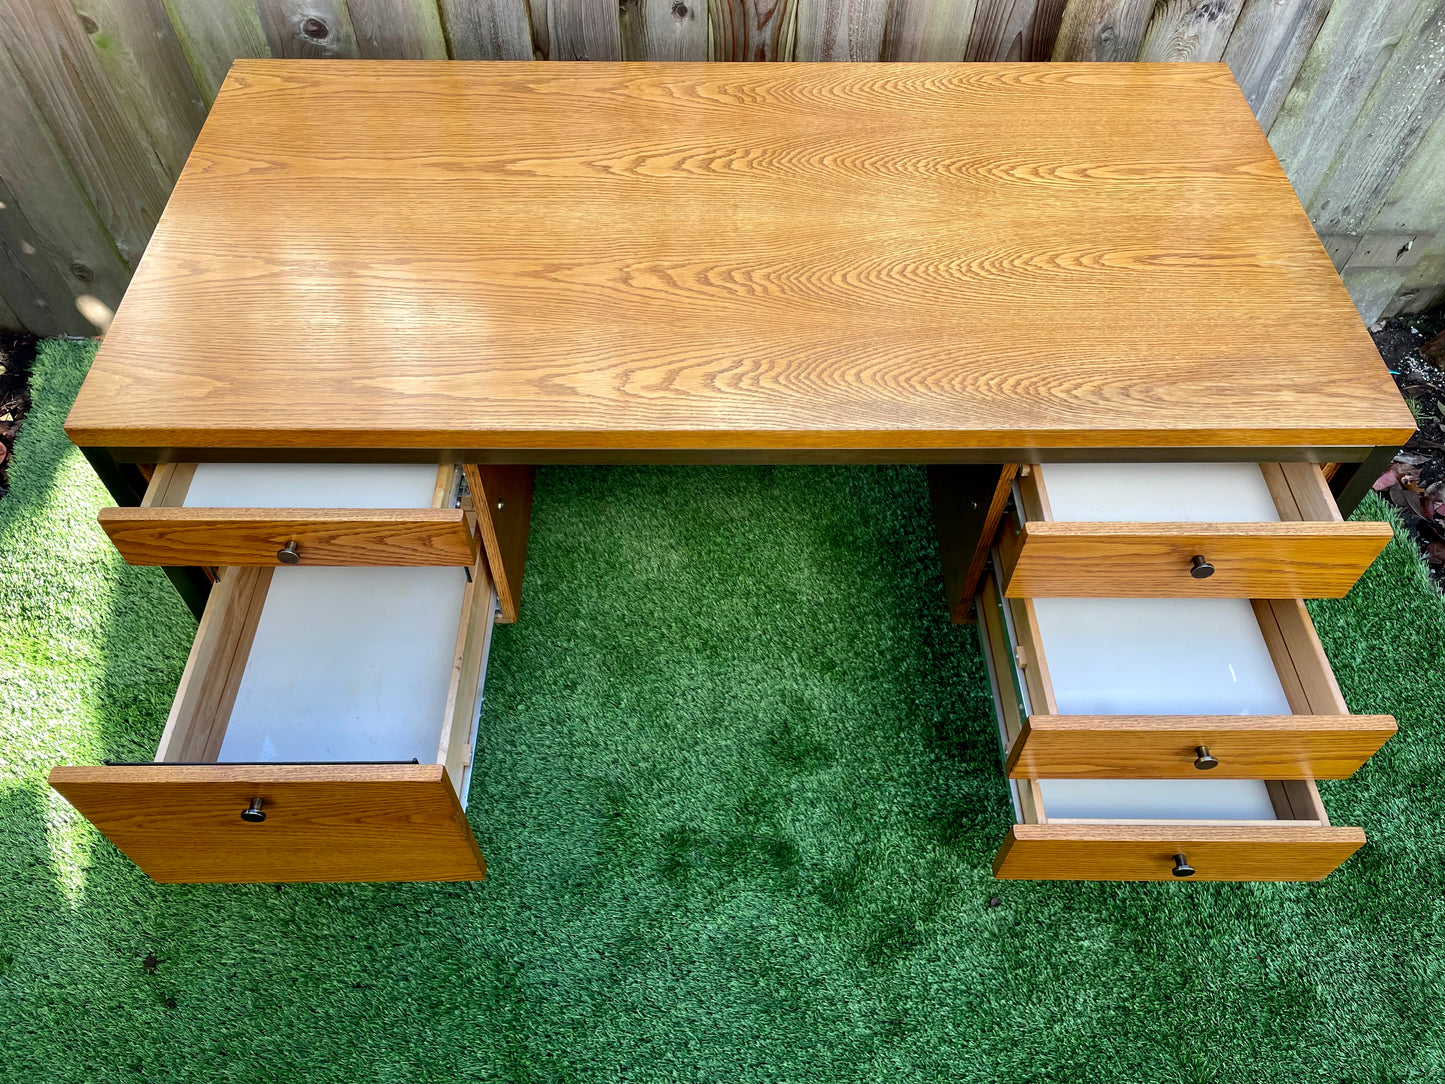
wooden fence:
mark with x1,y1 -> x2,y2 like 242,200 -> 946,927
1,0 -> 1442,336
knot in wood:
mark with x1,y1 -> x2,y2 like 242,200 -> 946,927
671,2 -> 688,17
302,17 -> 329,39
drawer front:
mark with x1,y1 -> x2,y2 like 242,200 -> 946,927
99,507 -> 479,567
993,824 -> 1365,881
48,764 -> 487,883
999,520 -> 1392,599
1006,714 -> 1396,779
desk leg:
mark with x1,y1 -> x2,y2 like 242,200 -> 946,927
81,447 -> 211,620
1331,445 -> 1399,520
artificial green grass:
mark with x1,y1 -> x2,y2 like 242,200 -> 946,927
3,339 -> 1445,1083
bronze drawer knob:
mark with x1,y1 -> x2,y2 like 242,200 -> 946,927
1194,745 -> 1219,770
277,540 -> 301,565
1189,555 -> 1215,579
1172,854 -> 1195,878
241,798 -> 266,823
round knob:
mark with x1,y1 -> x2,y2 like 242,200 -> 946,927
1189,555 -> 1215,579
241,798 -> 266,823
1194,745 -> 1219,770
1171,854 -> 1195,878
277,540 -> 301,565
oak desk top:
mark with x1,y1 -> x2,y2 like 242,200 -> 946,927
66,60 -> 1413,463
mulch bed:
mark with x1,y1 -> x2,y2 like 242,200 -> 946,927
1369,310 -> 1445,588
0,332 -> 38,500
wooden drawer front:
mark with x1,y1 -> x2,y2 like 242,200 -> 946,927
997,462 -> 1391,599
1001,521 -> 1392,599
1007,714 -> 1397,779
99,507 -> 479,567
994,825 -> 1365,881
48,764 -> 486,884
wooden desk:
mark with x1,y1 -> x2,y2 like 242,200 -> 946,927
67,61 -> 1411,491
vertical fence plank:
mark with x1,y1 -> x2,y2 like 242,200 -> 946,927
710,0 -> 798,59
1267,0 -> 1419,207
621,0 -> 707,58
439,0 -> 534,58
0,39 -> 130,335
0,290 -> 21,331
794,0 -> 890,59
65,0 -> 208,181
347,0 -> 449,57
1307,1 -> 1445,237
0,0 -> 174,266
257,0 -> 362,57
1051,0 -> 1151,61
1137,0 -> 1244,62
162,0 -> 271,105
529,0 -> 621,58
1222,0 -> 1333,130
1375,111 -> 1445,316
882,0 -> 978,60
964,0 -> 1067,61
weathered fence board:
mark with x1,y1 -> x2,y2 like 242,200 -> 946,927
882,0 -> 977,60
1050,0 -> 1151,61
530,0 -> 621,59
1138,0 -> 1245,62
348,0 -> 450,58
439,0 -> 534,59
163,0 -> 271,105
794,0 -> 890,60
965,0 -> 1066,61
621,0 -> 708,60
0,40 -> 131,335
1223,0 -> 1333,131
710,0 -> 798,60
1,0 -> 1444,333
256,0 -> 362,59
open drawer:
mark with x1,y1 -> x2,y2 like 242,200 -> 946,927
97,462 -> 533,622
49,558 -> 496,883
974,571 -> 1377,881
996,462 -> 1391,599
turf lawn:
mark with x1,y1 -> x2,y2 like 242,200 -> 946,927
3,339 -> 1445,1084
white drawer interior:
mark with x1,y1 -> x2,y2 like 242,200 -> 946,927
183,463 -> 444,508
219,566 -> 468,765
1031,597 -> 1292,715
1037,463 -> 1281,522
1036,778 -> 1277,821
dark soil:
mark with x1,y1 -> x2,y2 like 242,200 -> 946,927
1368,308 -> 1445,587
0,332 -> 38,500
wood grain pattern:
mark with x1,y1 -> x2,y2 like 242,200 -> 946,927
48,763 -> 487,883
992,823 -> 1365,880
1050,0 -> 1151,62
98,507 -> 480,567
155,566 -> 272,762
463,465 -> 534,623
710,0 -> 798,59
1137,0 -> 1245,63
438,0 -> 535,59
965,0 -> 1067,60
882,0 -> 977,61
63,61 -> 1414,457
437,556 -> 496,796
1253,597 -> 1350,715
999,520 -> 1392,598
1006,713 -> 1396,778
928,463 -> 1015,623
1222,0 -> 1333,130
